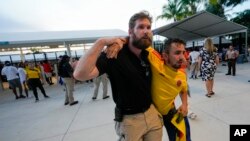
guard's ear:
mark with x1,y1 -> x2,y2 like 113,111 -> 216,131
128,28 -> 133,35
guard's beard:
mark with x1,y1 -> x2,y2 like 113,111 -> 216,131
132,34 -> 152,50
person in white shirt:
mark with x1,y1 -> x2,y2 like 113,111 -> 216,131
1,61 -> 26,99
18,62 -> 29,97
189,48 -> 200,79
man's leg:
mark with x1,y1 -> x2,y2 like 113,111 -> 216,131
37,79 -> 48,97
116,115 -> 146,141
115,105 -> 162,141
93,77 -> 101,99
227,61 -> 232,75
163,109 -> 177,141
184,117 -> 191,141
8,80 -> 19,99
102,76 -> 109,98
64,78 -> 76,105
232,60 -> 236,75
29,80 -> 39,101
163,117 -> 176,141
143,105 -> 163,141
189,63 -> 195,79
23,81 -> 29,97
15,79 -> 25,98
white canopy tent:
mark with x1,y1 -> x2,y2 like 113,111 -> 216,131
0,29 -> 127,48
153,11 -> 248,54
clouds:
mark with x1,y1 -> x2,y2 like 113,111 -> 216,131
0,15 -> 42,32
0,0 -> 168,32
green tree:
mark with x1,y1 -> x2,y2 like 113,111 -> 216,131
180,0 -> 203,16
205,0 -> 248,18
157,0 -> 205,22
157,0 -> 185,21
231,9 -> 250,28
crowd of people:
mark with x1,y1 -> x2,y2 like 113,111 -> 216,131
0,10 -> 250,141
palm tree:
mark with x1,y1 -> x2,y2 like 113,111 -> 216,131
180,0 -> 204,16
157,0 -> 205,22
157,0 -> 185,21
231,9 -> 250,28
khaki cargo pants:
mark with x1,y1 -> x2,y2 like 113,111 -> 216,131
115,104 -> 163,141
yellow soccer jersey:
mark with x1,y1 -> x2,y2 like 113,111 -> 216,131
26,68 -> 41,79
146,47 -> 188,115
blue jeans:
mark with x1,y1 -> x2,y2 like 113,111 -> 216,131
163,113 -> 191,141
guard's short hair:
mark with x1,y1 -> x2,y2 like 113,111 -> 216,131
129,10 -> 152,29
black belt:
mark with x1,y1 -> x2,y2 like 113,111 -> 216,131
163,108 -> 177,121
121,105 -> 150,115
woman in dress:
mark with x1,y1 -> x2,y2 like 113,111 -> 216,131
198,38 -> 219,97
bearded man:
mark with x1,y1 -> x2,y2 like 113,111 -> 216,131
74,11 -> 163,141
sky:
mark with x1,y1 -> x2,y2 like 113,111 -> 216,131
0,0 -> 249,33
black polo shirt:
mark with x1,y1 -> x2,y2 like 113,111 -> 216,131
96,44 -> 152,115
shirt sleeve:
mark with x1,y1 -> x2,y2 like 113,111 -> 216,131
146,47 -> 163,64
1,68 -> 5,75
96,52 -> 109,76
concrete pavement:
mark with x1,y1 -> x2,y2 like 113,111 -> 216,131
0,62 -> 250,141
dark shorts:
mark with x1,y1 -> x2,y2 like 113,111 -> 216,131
8,78 -> 21,89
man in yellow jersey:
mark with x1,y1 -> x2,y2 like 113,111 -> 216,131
146,39 -> 190,141
26,63 -> 49,102
106,38 -> 190,141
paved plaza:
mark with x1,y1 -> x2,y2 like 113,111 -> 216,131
0,62 -> 250,141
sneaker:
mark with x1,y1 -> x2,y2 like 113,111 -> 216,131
188,112 -> 197,120
44,95 -> 50,98
70,101 -> 78,106
92,97 -> 96,100
64,102 -> 69,105
103,96 -> 110,99
248,80 -> 250,82
225,73 -> 231,75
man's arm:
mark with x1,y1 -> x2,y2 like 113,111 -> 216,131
178,90 -> 188,117
73,37 -> 125,81
225,51 -> 228,60
1,68 -> 5,76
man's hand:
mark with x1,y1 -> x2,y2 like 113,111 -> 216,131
177,104 -> 188,117
104,37 -> 127,59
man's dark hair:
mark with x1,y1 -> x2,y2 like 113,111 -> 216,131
4,61 -> 11,66
129,10 -> 152,29
164,38 -> 186,54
